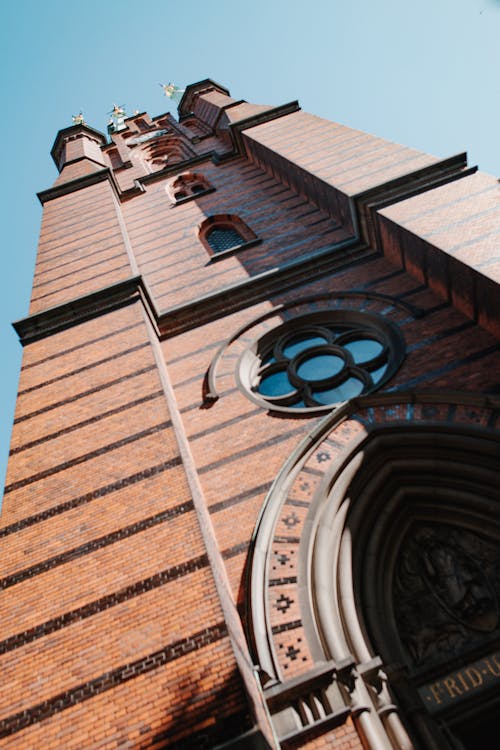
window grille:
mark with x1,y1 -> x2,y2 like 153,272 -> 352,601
206,227 -> 244,253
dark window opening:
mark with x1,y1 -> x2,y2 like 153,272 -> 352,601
206,227 -> 244,253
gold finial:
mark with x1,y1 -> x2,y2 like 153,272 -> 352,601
159,82 -> 185,103
107,103 -> 127,134
72,112 -> 85,126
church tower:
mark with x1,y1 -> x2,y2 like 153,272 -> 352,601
1,79 -> 499,749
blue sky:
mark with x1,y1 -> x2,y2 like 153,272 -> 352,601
1,0 -> 499,491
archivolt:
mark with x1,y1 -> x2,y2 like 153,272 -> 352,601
248,391 -> 500,749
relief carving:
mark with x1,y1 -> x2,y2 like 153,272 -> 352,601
394,524 -> 500,669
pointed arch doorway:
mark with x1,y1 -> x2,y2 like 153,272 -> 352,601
248,392 -> 500,749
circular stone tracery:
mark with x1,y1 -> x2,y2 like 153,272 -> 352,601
238,311 -> 405,413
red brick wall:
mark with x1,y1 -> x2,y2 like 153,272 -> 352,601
242,110 -> 440,228
378,170 -> 500,337
1,303 -> 251,747
30,181 -> 133,314
122,156 -> 350,310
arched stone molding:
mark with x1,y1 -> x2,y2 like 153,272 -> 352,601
203,291 -> 421,407
198,213 -> 260,260
248,390 -> 500,748
166,171 -> 214,203
128,133 -> 196,173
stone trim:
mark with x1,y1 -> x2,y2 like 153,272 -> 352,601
158,240 -> 372,338
141,310 -> 277,748
248,389 -> 500,749
10,247 -> 372,346
50,123 -> 106,168
134,152 -> 223,188
235,308 -> 406,415
207,237 -> 263,262
13,247 -> 374,350
351,153 -> 474,246
229,102 -> 301,154
37,167 -> 119,204
205,290 -> 421,404
264,662 -> 351,746
178,78 -> 231,115
13,276 -> 156,345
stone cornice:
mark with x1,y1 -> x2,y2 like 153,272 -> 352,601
212,99 -> 247,130
229,102 -> 301,153
50,123 -> 107,169
37,152 -> 235,204
178,79 -> 231,116
37,168 -> 120,205
134,152 -> 222,187
12,240 -> 377,345
13,277 -> 157,345
38,102 -> 301,204
157,238 -> 372,338
351,153 -> 475,247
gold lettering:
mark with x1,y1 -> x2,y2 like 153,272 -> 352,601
429,682 -> 443,705
443,677 -> 462,699
464,668 -> 483,689
484,656 -> 500,678
424,654 -> 500,707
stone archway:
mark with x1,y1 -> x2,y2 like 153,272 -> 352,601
248,392 -> 500,749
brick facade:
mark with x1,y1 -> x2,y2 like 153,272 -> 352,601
2,79 -> 499,749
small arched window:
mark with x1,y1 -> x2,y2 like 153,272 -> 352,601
167,172 -> 214,204
199,214 -> 260,259
206,226 -> 245,253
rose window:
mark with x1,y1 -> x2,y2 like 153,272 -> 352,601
238,311 -> 405,414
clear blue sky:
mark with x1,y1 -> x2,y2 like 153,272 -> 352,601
1,0 -> 499,492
